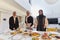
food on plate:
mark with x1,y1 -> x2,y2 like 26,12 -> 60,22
46,38 -> 51,40
42,33 -> 52,40
55,36 -> 60,39
42,33 -> 48,39
24,30 -> 27,32
16,28 -> 23,33
23,32 -> 29,35
43,38 -> 51,40
42,33 -> 51,40
32,37 -> 39,40
31,32 -> 40,37
47,28 -> 57,32
49,34 -> 57,37
19,30 -> 23,33
10,32 -> 17,35
17,30 -> 23,33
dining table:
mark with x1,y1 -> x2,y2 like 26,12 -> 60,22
0,27 -> 60,40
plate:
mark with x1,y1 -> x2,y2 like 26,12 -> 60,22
10,32 -> 17,35
31,32 -> 40,37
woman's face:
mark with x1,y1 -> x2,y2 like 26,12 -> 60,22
26,11 -> 30,16
39,10 -> 43,15
13,12 -> 16,17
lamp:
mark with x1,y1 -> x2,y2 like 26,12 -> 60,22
45,0 -> 58,4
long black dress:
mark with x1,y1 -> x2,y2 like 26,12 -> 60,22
37,15 -> 46,31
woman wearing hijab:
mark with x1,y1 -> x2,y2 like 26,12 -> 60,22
35,10 -> 48,31
25,11 -> 33,27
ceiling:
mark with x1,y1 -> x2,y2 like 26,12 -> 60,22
3,0 -> 27,11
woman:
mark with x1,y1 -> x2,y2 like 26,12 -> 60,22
35,10 -> 48,31
9,11 -> 19,30
25,11 -> 33,27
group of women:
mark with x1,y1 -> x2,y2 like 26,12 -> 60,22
9,9 -> 48,31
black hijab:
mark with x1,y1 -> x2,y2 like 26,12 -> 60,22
39,13 -> 46,18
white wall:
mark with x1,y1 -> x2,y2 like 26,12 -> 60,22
31,0 -> 60,28
0,11 -> 25,32
0,1 -> 26,14
0,13 -> 1,23
31,0 -> 60,18
15,0 -> 31,11
0,0 -> 27,32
